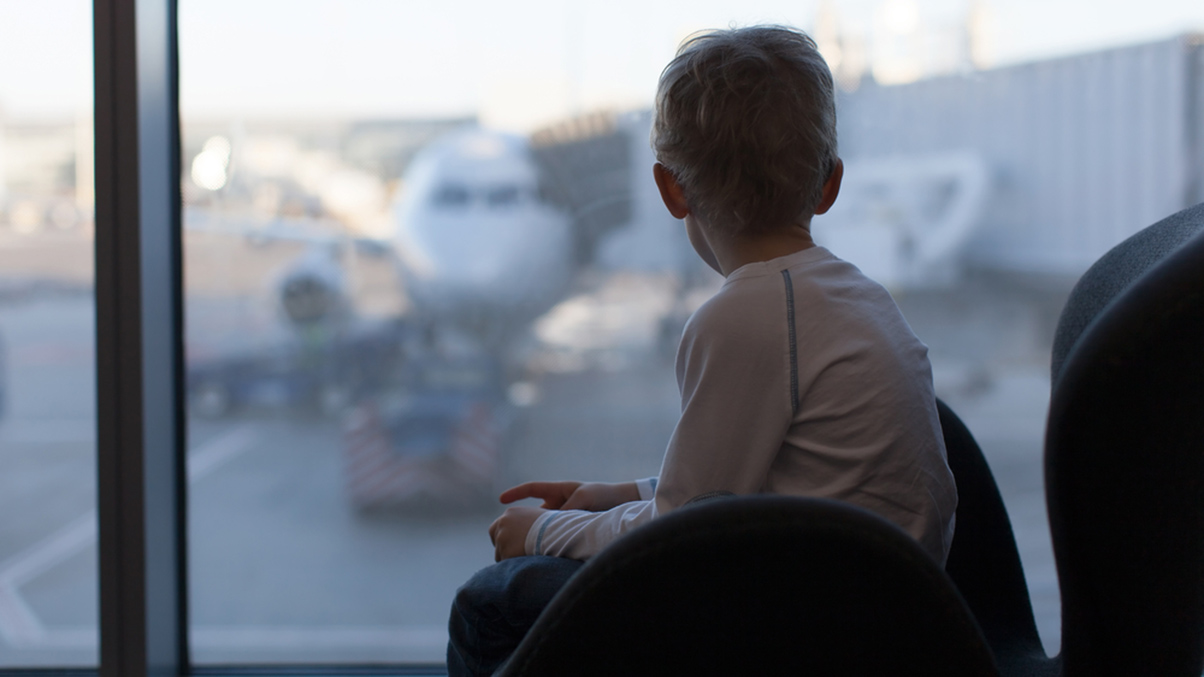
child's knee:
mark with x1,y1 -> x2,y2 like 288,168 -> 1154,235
453,556 -> 582,629
452,564 -> 508,624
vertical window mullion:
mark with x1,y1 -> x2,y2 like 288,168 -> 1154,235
94,1 -> 186,675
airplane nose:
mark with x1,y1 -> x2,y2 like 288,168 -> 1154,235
404,208 -> 573,321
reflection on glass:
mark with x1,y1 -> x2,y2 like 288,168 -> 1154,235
179,0 -> 1204,665
0,0 -> 97,667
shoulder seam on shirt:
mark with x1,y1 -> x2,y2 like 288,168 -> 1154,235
781,269 -> 800,415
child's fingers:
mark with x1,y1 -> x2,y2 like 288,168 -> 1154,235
560,488 -> 595,511
498,482 -> 545,503
499,481 -> 575,506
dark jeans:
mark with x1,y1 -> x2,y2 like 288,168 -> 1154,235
447,555 -> 584,677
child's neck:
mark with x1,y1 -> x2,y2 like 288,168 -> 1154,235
712,222 -> 816,277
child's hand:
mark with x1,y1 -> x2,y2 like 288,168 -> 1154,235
499,481 -> 639,512
489,506 -> 545,561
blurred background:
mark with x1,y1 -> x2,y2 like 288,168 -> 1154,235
1,0 -> 1202,667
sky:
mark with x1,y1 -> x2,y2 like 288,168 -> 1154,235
2,0 -> 1204,128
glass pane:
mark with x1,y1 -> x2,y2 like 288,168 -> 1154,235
0,0 -> 97,668
180,0 -> 1204,664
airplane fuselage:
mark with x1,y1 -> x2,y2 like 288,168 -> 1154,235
392,129 -> 574,348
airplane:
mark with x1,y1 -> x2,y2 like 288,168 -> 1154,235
339,121 -> 651,506
267,113 -> 660,358
182,116 -> 664,504
389,128 -> 575,358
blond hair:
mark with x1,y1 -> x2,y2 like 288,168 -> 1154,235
652,26 -> 838,235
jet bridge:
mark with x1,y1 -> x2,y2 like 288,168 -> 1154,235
529,111 -> 634,266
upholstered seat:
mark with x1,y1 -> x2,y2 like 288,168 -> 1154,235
500,495 -> 997,676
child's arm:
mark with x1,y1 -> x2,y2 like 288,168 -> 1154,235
489,506 -> 544,561
504,293 -> 794,561
499,481 -> 640,512
490,481 -> 650,560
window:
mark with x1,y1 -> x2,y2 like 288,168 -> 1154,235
433,185 -> 471,208
0,0 -> 97,669
5,1 -> 1202,674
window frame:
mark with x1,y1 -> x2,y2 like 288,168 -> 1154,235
86,1 -> 447,675
94,0 -> 186,674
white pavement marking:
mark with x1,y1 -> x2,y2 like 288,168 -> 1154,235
0,516 -> 96,590
187,425 -> 260,481
0,425 -> 258,648
0,583 -> 43,645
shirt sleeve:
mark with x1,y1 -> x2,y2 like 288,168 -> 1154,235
635,477 -> 657,500
524,294 -> 794,560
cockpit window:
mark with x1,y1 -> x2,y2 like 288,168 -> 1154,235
486,185 -> 521,207
432,183 -> 471,207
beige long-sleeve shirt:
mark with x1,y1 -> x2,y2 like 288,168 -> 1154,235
524,246 -> 958,565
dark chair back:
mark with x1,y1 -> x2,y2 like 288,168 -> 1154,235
939,400 -> 1051,674
500,496 -> 997,677
1046,203 -> 1204,675
1050,202 -> 1204,385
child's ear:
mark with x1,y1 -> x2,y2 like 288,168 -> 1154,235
653,163 -> 690,219
813,159 -> 844,216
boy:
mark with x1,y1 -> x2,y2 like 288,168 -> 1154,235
448,25 -> 957,676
